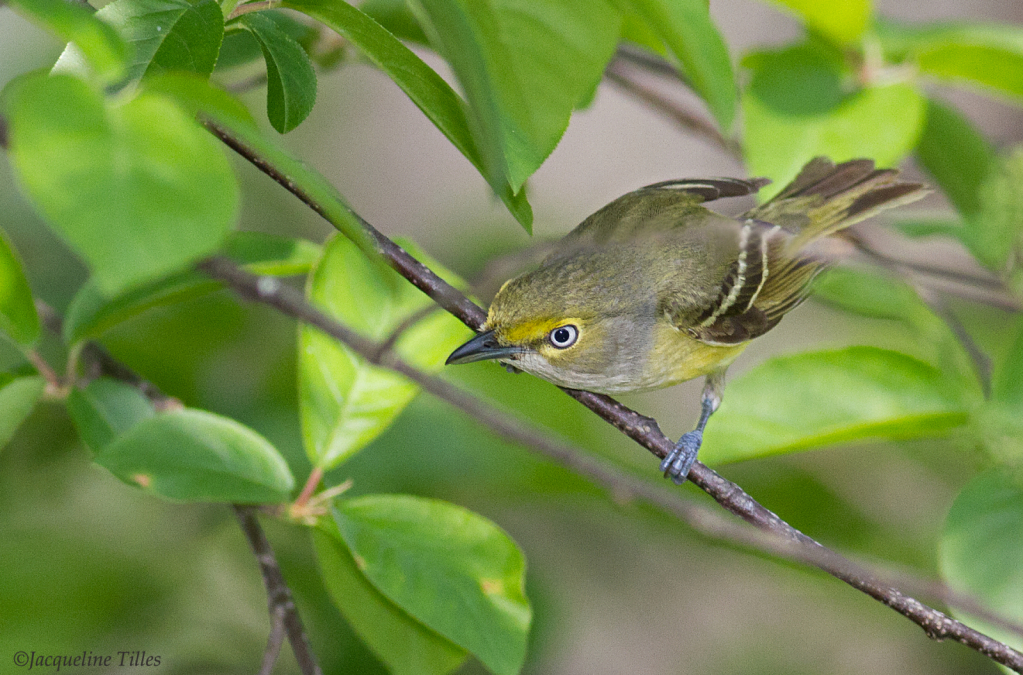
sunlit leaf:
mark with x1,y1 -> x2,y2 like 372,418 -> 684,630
94,409 -> 295,502
4,73 -> 239,295
743,44 -> 924,193
939,469 -> 1023,661
281,0 -> 532,228
0,227 -> 40,347
55,0 -> 224,83
66,377 -> 155,451
411,0 -> 622,192
701,347 -> 971,465
879,20 -> 1023,102
63,232 -> 319,345
238,12 -> 317,133
622,0 -> 736,131
761,0 -> 871,45
333,494 -> 530,675
0,375 -> 45,451
299,234 -> 472,470
312,524 -> 467,675
9,0 -> 128,84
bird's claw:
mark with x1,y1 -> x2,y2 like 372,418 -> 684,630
659,430 -> 702,485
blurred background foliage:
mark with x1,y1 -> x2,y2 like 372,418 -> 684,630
2,0 -> 1023,672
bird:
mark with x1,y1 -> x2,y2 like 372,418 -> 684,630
446,158 -> 927,484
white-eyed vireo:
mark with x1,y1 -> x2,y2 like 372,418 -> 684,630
446,158 -> 926,483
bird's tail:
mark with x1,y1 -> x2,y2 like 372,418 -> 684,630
745,157 -> 928,251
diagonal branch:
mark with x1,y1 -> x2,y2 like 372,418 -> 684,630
199,254 -> 1023,673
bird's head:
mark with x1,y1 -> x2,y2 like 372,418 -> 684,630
445,257 -> 653,392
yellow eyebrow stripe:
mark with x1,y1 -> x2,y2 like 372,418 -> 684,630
501,318 -> 584,344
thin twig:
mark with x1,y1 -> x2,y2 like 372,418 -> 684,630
258,604 -> 287,675
604,61 -> 740,159
199,254 -> 1023,673
234,505 -> 324,675
916,285 -> 994,397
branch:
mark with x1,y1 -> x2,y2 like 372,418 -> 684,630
199,254 -> 1023,673
603,60 -> 741,159
34,300 -> 322,675
234,505 -> 323,675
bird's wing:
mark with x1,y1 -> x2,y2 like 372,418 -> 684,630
557,176 -> 771,249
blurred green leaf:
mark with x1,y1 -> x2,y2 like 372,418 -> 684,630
333,494 -> 530,675
743,44 -> 925,192
0,227 -> 40,347
299,234 -> 471,470
4,74 -> 239,296
0,375 -> 45,451
412,0 -> 622,192
281,0 -> 532,229
972,147 -> 1023,272
812,267 -> 926,322
238,12 -> 318,133
915,99 -> 995,221
761,0 -> 871,45
879,20 -> 1023,102
312,524 -> 467,675
995,318 -> 1023,408
916,102 -> 1023,271
359,0 -> 429,44
64,232 -> 317,344
142,70 -> 258,125
939,468 -> 1023,659
620,0 -> 736,131
66,378 -> 155,451
94,409 -> 295,502
889,218 -> 965,240
701,347 -> 971,465
9,0 -> 128,84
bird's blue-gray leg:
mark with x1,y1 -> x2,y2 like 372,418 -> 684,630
660,370 -> 726,484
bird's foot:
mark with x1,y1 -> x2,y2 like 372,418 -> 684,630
659,430 -> 702,485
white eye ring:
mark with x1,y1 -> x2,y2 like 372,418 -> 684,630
549,325 -> 578,349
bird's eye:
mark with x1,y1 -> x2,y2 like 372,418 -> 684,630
549,325 -> 578,349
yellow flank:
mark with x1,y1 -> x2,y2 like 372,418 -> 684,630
641,321 -> 747,389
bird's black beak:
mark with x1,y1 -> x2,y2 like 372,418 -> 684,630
445,330 -> 523,365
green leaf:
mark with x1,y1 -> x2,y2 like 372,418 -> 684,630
281,0 -> 532,229
359,0 -> 429,44
0,227 -> 40,347
63,232 -> 319,344
621,0 -> 736,131
879,20 -> 1023,102
701,347 -> 970,465
812,267 -> 927,322
94,408 -> 295,502
333,495 -> 530,675
743,44 -> 925,192
995,318 -> 1023,408
0,375 -> 45,451
9,0 -> 129,84
141,70 -> 258,125
312,525 -> 467,675
761,0 -> 871,45
971,147 -> 1023,272
66,377 -> 155,451
299,234 -> 472,470
915,99 -> 996,220
412,0 -> 622,191
889,218 -> 965,240
939,468 -> 1023,659
56,0 -> 225,83
3,73 -> 239,295
238,12 -> 318,133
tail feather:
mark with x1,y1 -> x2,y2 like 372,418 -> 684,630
746,157 -> 928,249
